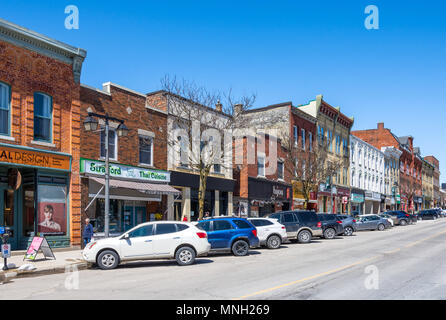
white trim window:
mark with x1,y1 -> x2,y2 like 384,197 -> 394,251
277,161 -> 284,180
293,126 -> 298,145
301,128 -> 305,150
257,154 -> 266,177
100,128 -> 118,160
309,132 -> 313,151
33,92 -> 53,142
0,82 -> 10,136
139,135 -> 153,166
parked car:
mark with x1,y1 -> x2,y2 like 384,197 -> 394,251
378,213 -> 394,227
267,211 -> 323,243
196,217 -> 259,256
336,215 -> 357,236
248,218 -> 288,249
417,209 -> 439,220
356,214 -> 391,231
82,221 -> 211,270
316,213 -> 344,239
384,211 -> 412,226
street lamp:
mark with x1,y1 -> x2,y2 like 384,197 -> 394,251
83,112 -> 129,238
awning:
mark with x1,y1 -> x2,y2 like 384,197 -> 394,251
89,177 -> 180,196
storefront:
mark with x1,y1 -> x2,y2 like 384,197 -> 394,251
81,158 -> 179,236
350,188 -> 365,216
292,181 -> 317,210
414,196 -> 423,212
0,144 -> 72,250
245,178 -> 291,217
364,191 -> 381,214
169,171 -> 234,221
336,187 -> 350,214
317,183 -> 336,213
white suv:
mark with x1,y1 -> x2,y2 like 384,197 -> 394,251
82,221 -> 211,270
248,218 -> 288,249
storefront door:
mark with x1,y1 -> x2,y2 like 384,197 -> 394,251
0,186 -> 18,249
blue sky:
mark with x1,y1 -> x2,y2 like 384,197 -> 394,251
2,1 -> 445,183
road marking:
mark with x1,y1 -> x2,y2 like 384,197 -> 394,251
233,255 -> 380,300
234,226 -> 446,300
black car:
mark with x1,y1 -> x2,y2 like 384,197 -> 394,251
268,211 -> 323,243
384,211 -> 413,226
317,214 -> 345,239
418,209 -> 439,220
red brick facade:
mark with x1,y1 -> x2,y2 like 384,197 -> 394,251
0,35 -> 84,247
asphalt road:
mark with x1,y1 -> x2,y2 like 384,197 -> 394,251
2,218 -> 446,300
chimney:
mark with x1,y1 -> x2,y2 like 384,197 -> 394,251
215,101 -> 222,112
234,104 -> 243,115
377,122 -> 384,130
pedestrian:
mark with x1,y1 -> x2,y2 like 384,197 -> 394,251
83,218 -> 94,247
182,215 -> 188,222
204,211 -> 210,218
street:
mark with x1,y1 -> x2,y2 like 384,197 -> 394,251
2,219 -> 446,300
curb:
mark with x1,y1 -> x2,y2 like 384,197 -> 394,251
1,261 -> 90,280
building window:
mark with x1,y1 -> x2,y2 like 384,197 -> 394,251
327,130 -> 333,151
100,128 -> 117,160
0,82 -> 10,136
139,136 -> 153,165
33,92 -> 53,142
278,161 -> 284,180
293,126 -> 298,145
335,135 -> 341,154
318,126 -> 324,144
257,155 -> 265,177
309,132 -> 313,151
301,129 -> 305,150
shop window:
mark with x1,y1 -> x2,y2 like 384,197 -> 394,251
23,185 -> 35,238
100,128 -> 117,160
33,92 -> 53,142
0,82 -> 10,135
37,184 -> 67,236
139,136 -> 153,165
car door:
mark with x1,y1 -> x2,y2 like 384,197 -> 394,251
152,223 -> 182,256
211,220 -> 236,249
120,224 -> 154,259
356,217 -> 369,230
281,213 -> 298,237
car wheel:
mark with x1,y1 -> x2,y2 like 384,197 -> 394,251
97,250 -> 119,270
266,235 -> 282,249
323,228 -> 336,239
175,246 -> 196,266
377,224 -> 385,231
297,230 -> 312,243
400,219 -> 407,226
232,240 -> 249,256
344,226 -> 354,236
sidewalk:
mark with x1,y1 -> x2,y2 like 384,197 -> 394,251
0,248 -> 89,281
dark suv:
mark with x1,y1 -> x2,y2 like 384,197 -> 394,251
196,217 -> 260,256
268,211 -> 322,243
317,213 -> 345,239
384,211 -> 414,226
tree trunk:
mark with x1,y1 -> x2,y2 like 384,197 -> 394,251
198,169 -> 209,220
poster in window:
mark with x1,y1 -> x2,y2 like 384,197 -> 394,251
37,185 -> 67,236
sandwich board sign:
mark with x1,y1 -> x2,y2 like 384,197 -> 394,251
24,236 -> 56,261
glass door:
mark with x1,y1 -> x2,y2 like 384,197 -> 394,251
0,186 -> 18,249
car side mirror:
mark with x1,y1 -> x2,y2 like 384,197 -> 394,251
122,233 -> 130,240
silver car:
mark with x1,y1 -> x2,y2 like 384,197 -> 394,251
356,214 -> 391,231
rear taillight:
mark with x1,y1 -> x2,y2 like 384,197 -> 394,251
317,221 -> 322,228
405,214 -> 409,217
252,229 -> 257,237
336,221 -> 342,224
281,226 -> 285,229
353,219 -> 356,223
196,232 -> 207,239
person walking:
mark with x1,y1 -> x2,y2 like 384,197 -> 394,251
83,218 -> 94,247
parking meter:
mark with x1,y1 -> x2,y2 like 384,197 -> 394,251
0,227 -> 11,271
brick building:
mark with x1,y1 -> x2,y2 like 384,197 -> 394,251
352,123 -> 423,213
80,83 -> 179,237
233,133 -> 293,217
424,155 -> 440,207
237,101 -> 317,213
0,19 -> 85,249
299,95 -> 353,214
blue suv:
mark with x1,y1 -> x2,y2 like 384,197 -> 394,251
196,217 -> 260,256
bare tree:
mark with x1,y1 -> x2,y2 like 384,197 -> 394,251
282,133 -> 344,210
162,75 -> 255,220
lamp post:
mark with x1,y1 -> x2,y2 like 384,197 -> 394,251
83,113 -> 129,238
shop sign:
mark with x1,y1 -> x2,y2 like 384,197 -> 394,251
81,159 -> 170,183
0,145 -> 71,171
342,196 -> 348,204
396,194 -> 401,204
273,185 -> 284,198
351,193 -> 364,203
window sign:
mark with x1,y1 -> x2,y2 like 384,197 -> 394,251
37,185 -> 67,236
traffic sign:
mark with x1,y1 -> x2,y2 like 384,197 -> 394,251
1,244 -> 11,258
